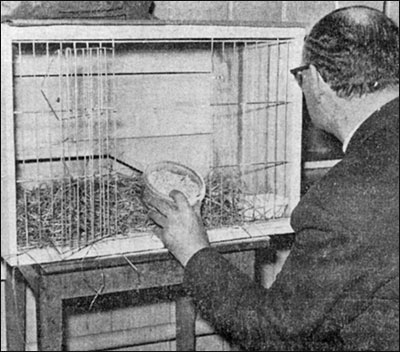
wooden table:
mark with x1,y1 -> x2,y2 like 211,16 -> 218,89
5,234 -> 294,351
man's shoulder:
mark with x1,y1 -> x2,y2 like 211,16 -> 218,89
292,143 -> 398,233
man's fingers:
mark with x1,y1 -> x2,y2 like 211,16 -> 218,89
152,226 -> 164,241
169,190 -> 191,212
193,203 -> 201,216
148,209 -> 167,228
143,191 -> 175,216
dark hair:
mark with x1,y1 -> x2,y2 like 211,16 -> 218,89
304,6 -> 399,97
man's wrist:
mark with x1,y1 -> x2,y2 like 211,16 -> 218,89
180,244 -> 210,267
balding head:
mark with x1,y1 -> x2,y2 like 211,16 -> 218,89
303,6 -> 399,98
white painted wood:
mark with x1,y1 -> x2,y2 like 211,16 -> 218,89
258,248 -> 291,289
4,22 -> 305,41
14,73 -> 212,162
25,287 -> 38,351
108,340 -> 176,351
116,134 -> 212,178
113,74 -> 212,139
386,1 -> 399,25
243,218 -> 293,237
1,24 -> 18,262
285,35 -> 303,215
111,302 -> 174,332
14,74 -> 210,118
7,218 -> 293,266
304,159 -> 342,170
66,323 -> 177,351
0,280 -> 6,351
196,317 -> 215,335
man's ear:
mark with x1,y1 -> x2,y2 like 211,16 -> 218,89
308,64 -> 333,95
307,64 -> 346,131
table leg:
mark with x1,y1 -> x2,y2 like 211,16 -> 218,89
5,265 -> 26,351
176,295 -> 196,351
36,275 -> 64,351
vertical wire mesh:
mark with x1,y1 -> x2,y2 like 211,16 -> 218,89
207,38 -> 292,227
15,41 -> 116,251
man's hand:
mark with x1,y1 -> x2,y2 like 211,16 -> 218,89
145,190 -> 210,267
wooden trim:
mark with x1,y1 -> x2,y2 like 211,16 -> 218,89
176,297 -> 196,351
3,22 -> 305,41
6,19 -> 306,28
304,159 -> 341,170
5,266 -> 26,351
10,218 -> 292,267
66,323 -> 177,351
286,35 -> 304,214
36,275 -> 63,351
281,1 -> 288,22
227,2 -> 235,21
1,24 -> 17,261
17,265 -> 41,296
19,232 -> 276,276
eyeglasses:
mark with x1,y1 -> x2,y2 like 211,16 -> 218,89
290,64 -> 310,87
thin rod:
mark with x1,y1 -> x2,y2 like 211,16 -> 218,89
83,46 -> 89,244
265,43 -> 272,208
89,46 -> 95,243
97,47 -> 103,239
66,47 -> 73,247
112,39 -> 119,235
284,42 -> 291,203
32,41 -> 44,244
73,42 -> 81,246
273,39 -> 281,218
104,46 -> 111,238
58,43 -> 66,244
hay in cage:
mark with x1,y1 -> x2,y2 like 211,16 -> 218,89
16,170 -> 244,251
202,165 -> 289,228
16,172 -> 152,251
202,170 -> 246,229
16,166 -> 289,252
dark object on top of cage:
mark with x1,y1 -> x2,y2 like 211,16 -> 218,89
1,1 -> 156,21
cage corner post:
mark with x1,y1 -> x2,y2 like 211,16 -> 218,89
1,23 -> 24,352
176,295 -> 197,351
1,23 -> 18,271
35,273 -> 64,351
287,33 -> 304,214
4,264 -> 27,352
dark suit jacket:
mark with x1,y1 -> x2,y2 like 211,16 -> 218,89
183,97 -> 399,351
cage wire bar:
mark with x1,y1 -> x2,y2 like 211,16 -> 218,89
14,37 -> 294,253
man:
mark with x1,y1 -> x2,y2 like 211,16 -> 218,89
145,6 -> 399,351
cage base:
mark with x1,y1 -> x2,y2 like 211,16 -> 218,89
5,218 -> 293,266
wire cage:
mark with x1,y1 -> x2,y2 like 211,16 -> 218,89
1,21 -> 304,265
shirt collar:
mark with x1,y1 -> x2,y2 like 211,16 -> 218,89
342,120 -> 365,153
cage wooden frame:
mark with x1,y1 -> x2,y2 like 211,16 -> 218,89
1,20 -> 304,266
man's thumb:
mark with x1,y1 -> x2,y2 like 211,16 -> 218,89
169,189 -> 190,210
